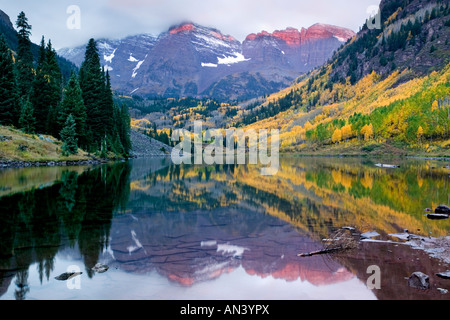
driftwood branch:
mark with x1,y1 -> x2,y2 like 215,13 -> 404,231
297,247 -> 340,257
297,228 -> 358,258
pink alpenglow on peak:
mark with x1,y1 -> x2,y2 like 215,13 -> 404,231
245,24 -> 355,46
169,23 -> 195,35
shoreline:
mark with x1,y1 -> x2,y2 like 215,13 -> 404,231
281,152 -> 450,161
1,153 -> 449,170
0,158 -> 116,169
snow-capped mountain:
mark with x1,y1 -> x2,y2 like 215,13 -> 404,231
58,22 -> 355,101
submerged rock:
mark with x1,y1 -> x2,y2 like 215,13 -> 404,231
55,272 -> 82,281
436,270 -> 450,279
407,272 -> 430,290
92,263 -> 109,273
360,231 -> 380,240
389,233 -> 411,241
426,213 -> 449,220
435,205 -> 450,214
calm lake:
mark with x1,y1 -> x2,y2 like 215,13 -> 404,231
0,156 -> 449,300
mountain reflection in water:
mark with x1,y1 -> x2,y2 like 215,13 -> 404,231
0,156 -> 449,300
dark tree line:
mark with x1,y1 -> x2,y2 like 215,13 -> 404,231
0,12 -> 130,157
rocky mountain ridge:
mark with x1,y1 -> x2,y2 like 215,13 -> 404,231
58,22 -> 355,101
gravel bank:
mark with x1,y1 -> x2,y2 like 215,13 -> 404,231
130,130 -> 172,158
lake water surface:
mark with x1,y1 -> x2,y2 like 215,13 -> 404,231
0,156 -> 449,300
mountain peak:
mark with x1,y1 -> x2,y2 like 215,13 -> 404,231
167,22 -> 239,45
272,27 -> 301,46
169,22 -> 196,35
304,23 -> 356,42
245,24 -> 355,45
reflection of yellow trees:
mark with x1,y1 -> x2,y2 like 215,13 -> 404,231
331,169 -> 354,189
233,158 -> 450,238
0,166 -> 89,197
417,175 -> 424,188
360,172 -> 374,190
128,158 -> 450,240
130,181 -> 151,192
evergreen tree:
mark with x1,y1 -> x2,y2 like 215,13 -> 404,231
103,70 -> 114,135
30,38 -> 63,134
60,114 -> 78,156
15,12 -> 34,98
59,72 -> 87,148
119,104 -> 131,154
37,36 -> 46,66
0,35 -> 18,126
79,39 -> 105,150
18,98 -> 35,134
44,40 -> 63,134
30,36 -> 51,133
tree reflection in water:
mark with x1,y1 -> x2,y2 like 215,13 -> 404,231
0,157 -> 449,300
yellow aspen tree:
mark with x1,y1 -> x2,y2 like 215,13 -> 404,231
364,124 -> 374,141
417,126 -> 424,145
341,124 -> 353,141
304,121 -> 313,131
332,128 -> 342,144
360,125 -> 367,140
431,100 -> 438,111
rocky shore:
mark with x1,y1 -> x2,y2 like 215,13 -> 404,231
129,129 -> 172,158
0,158 -> 109,169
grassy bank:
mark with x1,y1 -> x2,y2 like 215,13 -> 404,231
0,125 -> 93,162
283,139 -> 450,159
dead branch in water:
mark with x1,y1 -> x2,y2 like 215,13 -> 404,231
298,229 -> 358,257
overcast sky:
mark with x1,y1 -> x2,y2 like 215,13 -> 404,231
0,0 -> 382,49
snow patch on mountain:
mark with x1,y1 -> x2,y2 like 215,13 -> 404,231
104,48 -> 117,63
98,41 -> 114,51
333,35 -> 348,42
132,55 -> 147,78
201,62 -> 218,68
217,52 -> 250,65
194,33 -> 232,49
128,54 -> 139,62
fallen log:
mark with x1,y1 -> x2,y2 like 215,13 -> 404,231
298,228 -> 358,257
297,247 -> 340,257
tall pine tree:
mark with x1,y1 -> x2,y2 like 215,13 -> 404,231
18,98 -> 35,134
43,39 -> 63,135
60,114 -> 78,156
118,103 -> 131,155
59,71 -> 87,148
77,38 -> 131,157
103,70 -> 114,135
30,36 -> 51,133
0,35 -> 18,126
79,39 -> 105,150
15,12 -> 34,98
